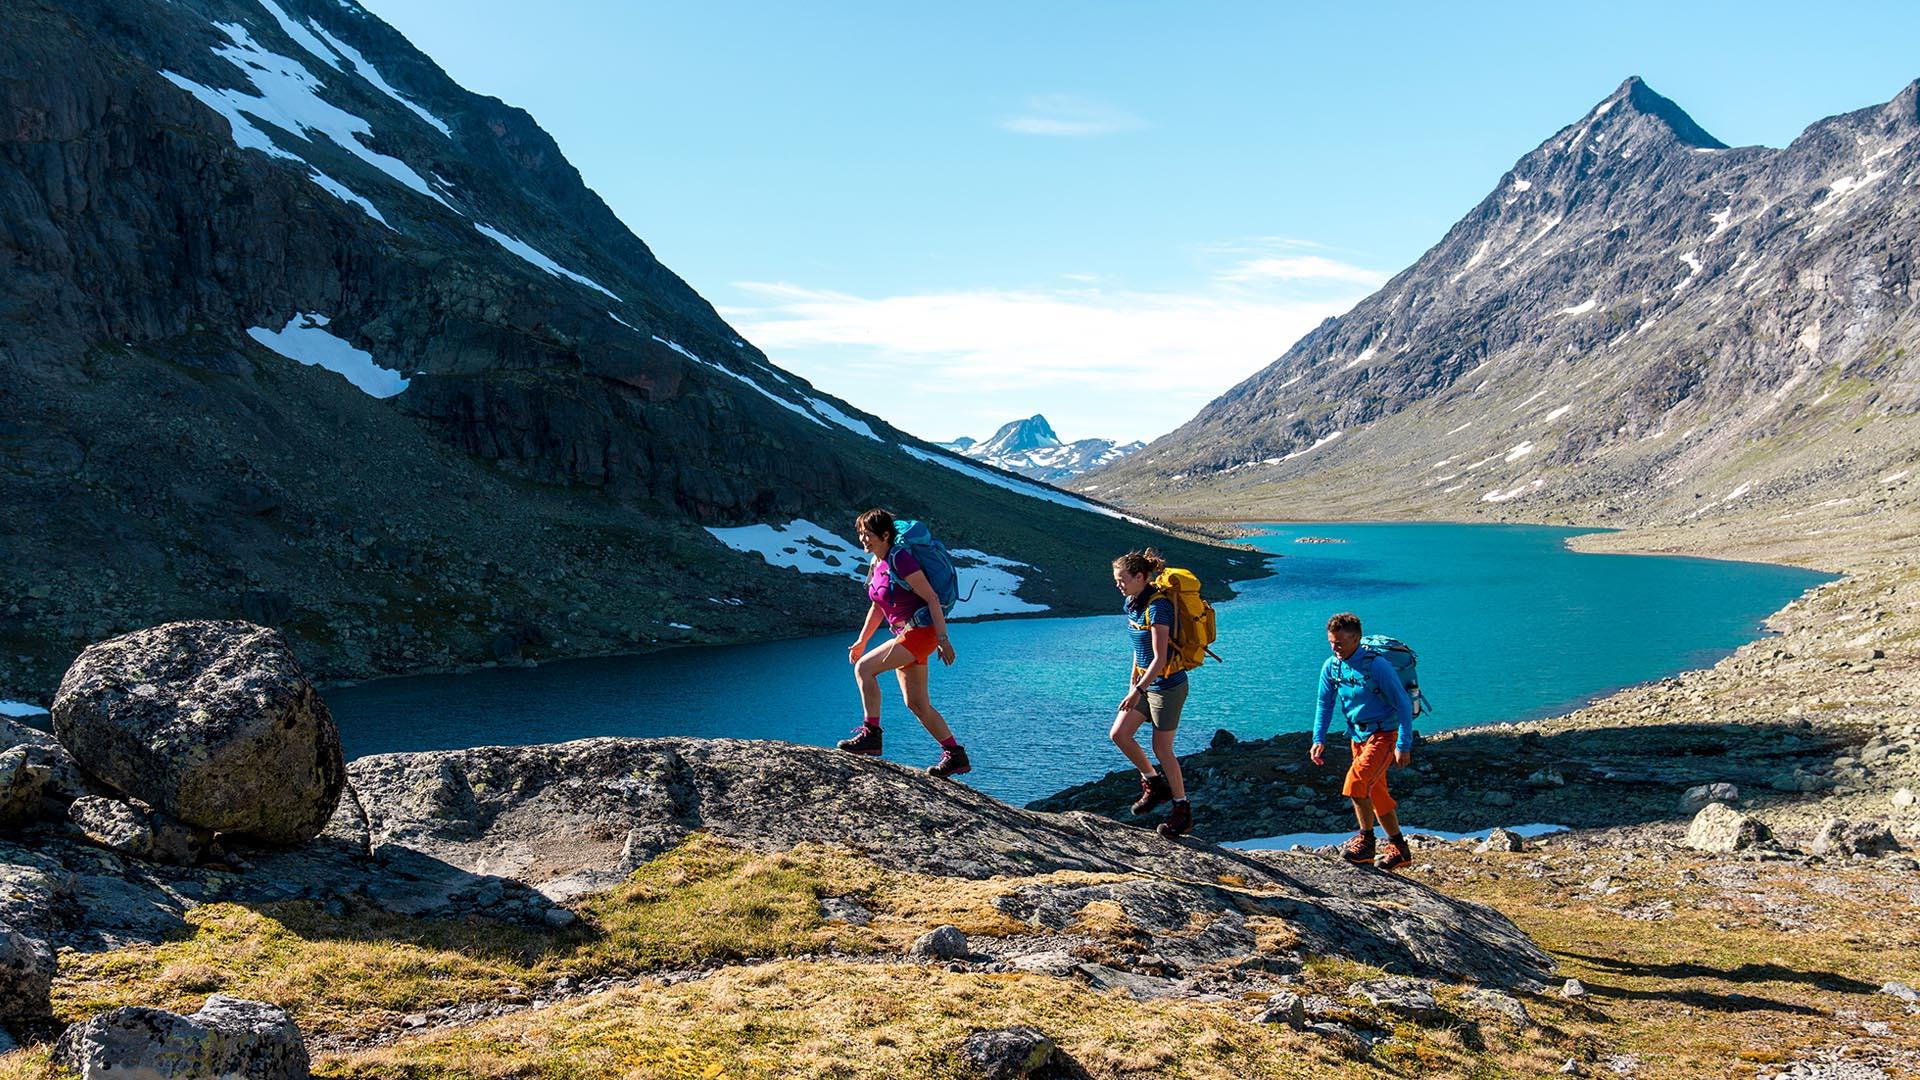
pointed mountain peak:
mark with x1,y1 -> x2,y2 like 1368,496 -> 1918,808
1885,78 -> 1920,126
1591,76 -> 1727,149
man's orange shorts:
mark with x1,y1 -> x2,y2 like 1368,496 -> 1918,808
1343,732 -> 1397,815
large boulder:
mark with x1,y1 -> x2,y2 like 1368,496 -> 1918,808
51,622 -> 345,845
54,994 -> 310,1079
1686,802 -> 1770,854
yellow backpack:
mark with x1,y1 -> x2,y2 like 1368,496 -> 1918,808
1152,567 -> 1221,674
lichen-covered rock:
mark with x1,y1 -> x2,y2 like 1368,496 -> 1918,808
0,717 -> 89,805
51,622 -> 345,844
0,927 -> 53,1022
957,1026 -> 1062,1079
1348,977 -> 1444,1022
1686,802 -> 1770,853
53,994 -> 310,1079
68,796 -> 216,867
1475,827 -> 1526,853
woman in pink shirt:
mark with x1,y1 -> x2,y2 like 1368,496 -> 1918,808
838,508 -> 970,778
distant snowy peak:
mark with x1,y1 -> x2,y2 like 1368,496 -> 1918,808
942,415 -> 1144,482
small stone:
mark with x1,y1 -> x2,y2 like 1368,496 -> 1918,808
1686,803 -> 1770,853
1527,767 -> 1565,788
1559,1060 -> 1584,1075
402,1013 -> 428,1028
541,908 -> 577,928
819,896 -> 873,927
1880,981 -> 1918,1004
1811,818 -> 1902,858
1893,788 -> 1916,810
1255,990 -> 1306,1029
1677,783 -> 1739,814
1482,790 -> 1515,808
1348,977 -> 1442,1022
1476,828 -> 1526,854
909,924 -> 969,961
1461,987 -> 1532,1027
1561,978 -> 1588,999
1209,729 -> 1238,751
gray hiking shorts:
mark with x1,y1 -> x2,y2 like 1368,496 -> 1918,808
1144,680 -> 1189,732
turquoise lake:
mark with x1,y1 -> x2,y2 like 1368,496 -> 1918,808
327,524 -> 1832,807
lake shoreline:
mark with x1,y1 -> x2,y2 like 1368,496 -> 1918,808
1036,507 -> 1918,847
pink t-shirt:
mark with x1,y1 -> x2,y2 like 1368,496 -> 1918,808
867,549 -> 927,630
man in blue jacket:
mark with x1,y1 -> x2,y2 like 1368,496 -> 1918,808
1311,612 -> 1415,869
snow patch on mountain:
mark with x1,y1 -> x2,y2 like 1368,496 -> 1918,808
248,312 -> 408,397
476,224 -> 619,299
704,520 -> 865,580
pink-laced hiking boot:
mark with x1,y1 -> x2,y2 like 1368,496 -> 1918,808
836,724 -> 882,756
1131,773 -> 1172,816
1340,831 -> 1377,865
928,744 -> 971,779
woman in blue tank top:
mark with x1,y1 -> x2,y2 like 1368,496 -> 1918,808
1110,548 -> 1192,838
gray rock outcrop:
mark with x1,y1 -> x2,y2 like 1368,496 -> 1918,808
1686,802 -> 1770,853
909,925 -> 970,961
51,621 -> 345,845
0,746 -> 51,827
54,994 -> 310,1079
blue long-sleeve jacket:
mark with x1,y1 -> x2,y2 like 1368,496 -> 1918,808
1313,647 -> 1414,753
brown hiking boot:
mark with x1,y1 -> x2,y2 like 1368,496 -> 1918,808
1131,773 -> 1173,815
1376,835 -> 1413,871
1340,831 -> 1377,865
836,724 -> 882,756
1156,800 -> 1192,839
928,744 -> 971,779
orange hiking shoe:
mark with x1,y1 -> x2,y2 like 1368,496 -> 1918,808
1340,831 -> 1377,865
1376,834 -> 1413,871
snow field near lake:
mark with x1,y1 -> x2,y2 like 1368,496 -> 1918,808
160,21 -> 451,222
477,224 -> 620,300
247,312 -> 409,397
702,524 -> 1048,619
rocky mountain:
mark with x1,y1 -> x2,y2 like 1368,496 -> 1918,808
0,0 -> 1261,702
943,415 -> 1145,483
1090,77 -> 1920,524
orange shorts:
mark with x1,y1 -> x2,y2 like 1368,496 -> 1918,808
895,626 -> 938,667
1343,732 -> 1397,815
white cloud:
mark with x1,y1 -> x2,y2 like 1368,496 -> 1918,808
725,274 -> 1371,442
1000,94 -> 1146,137
1216,254 -> 1389,287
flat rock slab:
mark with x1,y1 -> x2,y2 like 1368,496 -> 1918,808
4,737 -> 1554,992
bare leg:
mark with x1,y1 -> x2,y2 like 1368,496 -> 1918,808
1109,711 -> 1155,775
1150,727 -> 1187,800
1378,807 -> 1401,836
1352,795 -> 1379,832
895,664 -> 954,743
854,640 -> 914,719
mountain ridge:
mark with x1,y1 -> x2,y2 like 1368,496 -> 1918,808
1087,77 -> 1920,526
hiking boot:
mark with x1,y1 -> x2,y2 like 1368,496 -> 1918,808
1156,800 -> 1192,839
1340,831 -> 1377,865
928,744 -> 971,779
1131,773 -> 1173,816
836,724 -> 882,756
1376,835 -> 1413,871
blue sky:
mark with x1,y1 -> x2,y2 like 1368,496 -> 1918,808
362,1 -> 1920,444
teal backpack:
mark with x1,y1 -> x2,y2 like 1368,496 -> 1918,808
1360,635 -> 1431,717
885,519 -> 971,611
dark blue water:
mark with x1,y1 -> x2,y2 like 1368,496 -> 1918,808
328,524 -> 1831,806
